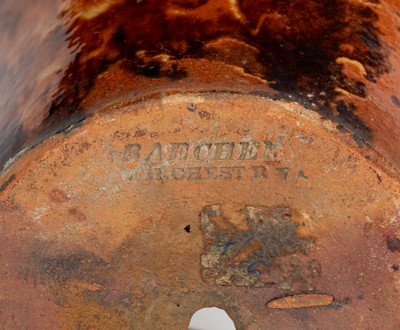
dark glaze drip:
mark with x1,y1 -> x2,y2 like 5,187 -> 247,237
0,0 -> 392,171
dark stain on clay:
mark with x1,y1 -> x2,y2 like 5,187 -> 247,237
24,240 -> 149,312
68,208 -> 87,222
386,236 -> 400,252
48,189 -> 70,204
0,0 -> 391,170
391,95 -> 400,108
31,250 -> 112,286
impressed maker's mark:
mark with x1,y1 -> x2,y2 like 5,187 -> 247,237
114,139 -> 283,163
107,137 -> 296,183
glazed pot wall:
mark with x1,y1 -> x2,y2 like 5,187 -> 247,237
1,0 -> 400,171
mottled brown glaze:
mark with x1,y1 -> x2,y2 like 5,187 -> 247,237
1,0 -> 400,171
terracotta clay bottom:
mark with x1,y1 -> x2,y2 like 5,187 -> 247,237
0,93 -> 400,329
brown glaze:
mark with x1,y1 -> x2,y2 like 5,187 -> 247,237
1,0 -> 400,171
40,0 -> 393,140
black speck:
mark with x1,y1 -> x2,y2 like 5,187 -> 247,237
184,225 -> 191,233
358,294 -> 364,300
392,264 -> 399,271
343,297 -> 351,304
187,104 -> 197,112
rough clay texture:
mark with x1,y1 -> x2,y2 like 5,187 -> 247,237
1,94 -> 400,329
